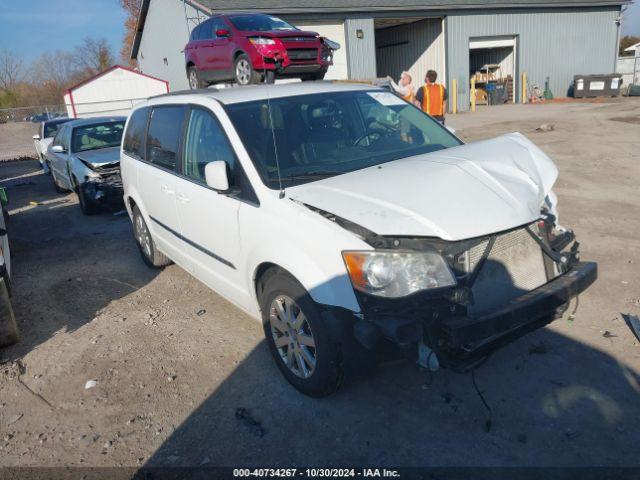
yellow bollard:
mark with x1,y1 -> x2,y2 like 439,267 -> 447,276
521,72 -> 527,104
452,79 -> 457,114
471,77 -> 476,112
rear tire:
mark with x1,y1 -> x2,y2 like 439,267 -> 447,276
234,54 -> 262,86
188,66 -> 206,90
259,268 -> 345,397
132,206 -> 172,268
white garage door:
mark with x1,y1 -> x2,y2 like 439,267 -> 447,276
295,22 -> 348,80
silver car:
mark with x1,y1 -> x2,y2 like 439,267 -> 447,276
46,116 -> 126,215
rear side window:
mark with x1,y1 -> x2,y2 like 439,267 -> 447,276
146,106 -> 186,171
190,24 -> 201,41
123,107 -> 149,159
199,20 -> 213,40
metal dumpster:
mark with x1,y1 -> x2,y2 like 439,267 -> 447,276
573,74 -> 623,98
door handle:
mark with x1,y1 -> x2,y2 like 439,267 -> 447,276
161,185 -> 174,196
176,193 -> 191,204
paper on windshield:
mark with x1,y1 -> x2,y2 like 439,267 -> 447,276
367,92 -> 406,106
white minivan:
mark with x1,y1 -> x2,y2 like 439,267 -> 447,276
121,82 -> 596,396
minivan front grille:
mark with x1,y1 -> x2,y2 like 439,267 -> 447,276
287,48 -> 318,61
466,226 -> 549,317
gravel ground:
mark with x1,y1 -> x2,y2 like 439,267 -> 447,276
0,122 -> 38,161
0,98 -> 639,469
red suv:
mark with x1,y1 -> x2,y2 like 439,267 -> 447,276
184,13 -> 337,88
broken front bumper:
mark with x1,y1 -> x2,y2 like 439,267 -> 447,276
353,261 -> 597,368
81,175 -> 123,206
436,261 -> 597,364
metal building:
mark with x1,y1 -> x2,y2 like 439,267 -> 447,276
131,0 -> 627,111
64,65 -> 170,118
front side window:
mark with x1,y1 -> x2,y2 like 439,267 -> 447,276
228,14 -> 297,32
226,90 -> 462,188
146,106 -> 186,170
183,108 -> 237,184
123,107 -> 149,159
71,121 -> 125,153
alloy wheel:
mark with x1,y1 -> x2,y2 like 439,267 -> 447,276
269,295 -> 317,379
189,70 -> 198,90
236,59 -> 251,85
135,213 -> 152,260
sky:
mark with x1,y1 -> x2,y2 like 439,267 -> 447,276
623,1 -> 640,36
0,0 -> 127,65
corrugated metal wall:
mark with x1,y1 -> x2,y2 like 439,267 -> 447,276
375,18 -> 445,88
447,6 -> 621,111
345,18 -> 377,78
138,0 -> 204,91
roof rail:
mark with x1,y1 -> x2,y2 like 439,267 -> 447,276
149,87 -> 219,99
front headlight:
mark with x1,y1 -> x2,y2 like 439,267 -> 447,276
342,251 -> 456,298
249,37 -> 276,45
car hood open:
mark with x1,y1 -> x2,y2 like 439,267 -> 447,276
287,133 -> 558,241
76,146 -> 120,169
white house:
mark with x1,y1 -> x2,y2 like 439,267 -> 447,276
624,42 -> 640,55
63,65 -> 169,118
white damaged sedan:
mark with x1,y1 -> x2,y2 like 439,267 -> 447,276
121,82 -> 597,396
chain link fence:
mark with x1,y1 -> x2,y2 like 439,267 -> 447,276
0,104 -> 68,124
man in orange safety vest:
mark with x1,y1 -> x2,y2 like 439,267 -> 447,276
415,70 -> 448,124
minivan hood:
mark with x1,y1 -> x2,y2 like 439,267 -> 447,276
75,146 -> 120,169
287,133 -> 558,241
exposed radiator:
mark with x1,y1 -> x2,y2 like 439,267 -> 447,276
467,226 -> 548,317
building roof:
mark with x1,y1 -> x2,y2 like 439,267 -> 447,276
197,0 -> 627,11
624,42 -> 640,52
66,65 -> 169,94
131,0 -> 629,58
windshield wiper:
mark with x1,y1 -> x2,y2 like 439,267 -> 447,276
284,171 -> 342,180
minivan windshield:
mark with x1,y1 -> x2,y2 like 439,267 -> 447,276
71,121 -> 125,153
228,14 -> 297,32
226,90 -> 462,189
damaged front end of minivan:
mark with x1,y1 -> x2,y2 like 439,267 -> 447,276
338,214 -> 596,370
293,133 -> 598,370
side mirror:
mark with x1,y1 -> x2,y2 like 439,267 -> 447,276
204,161 -> 229,191
32,134 -> 41,140
445,125 -> 457,135
51,145 -> 65,153
216,29 -> 230,38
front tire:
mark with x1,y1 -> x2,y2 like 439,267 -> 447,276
77,183 -> 98,215
234,54 -> 261,86
132,206 -> 171,268
188,66 -> 206,90
259,268 -> 345,397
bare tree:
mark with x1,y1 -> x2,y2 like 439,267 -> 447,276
73,37 -> 115,76
27,51 -> 79,106
120,0 -> 143,66
0,49 -> 24,92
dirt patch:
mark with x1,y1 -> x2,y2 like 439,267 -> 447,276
610,115 -> 640,124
